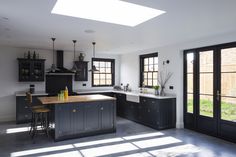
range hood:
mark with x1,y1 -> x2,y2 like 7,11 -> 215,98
47,50 -> 75,75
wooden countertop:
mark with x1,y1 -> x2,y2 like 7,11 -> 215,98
38,94 -> 116,105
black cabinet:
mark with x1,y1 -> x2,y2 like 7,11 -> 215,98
74,61 -> 88,81
115,93 -> 176,130
18,58 -> 45,82
54,100 -> 116,141
16,95 -> 45,124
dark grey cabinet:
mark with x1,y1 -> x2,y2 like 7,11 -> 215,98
54,100 -> 116,141
16,95 -> 45,124
115,93 -> 176,130
74,61 -> 88,81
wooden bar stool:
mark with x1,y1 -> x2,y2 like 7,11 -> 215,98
26,92 -> 50,139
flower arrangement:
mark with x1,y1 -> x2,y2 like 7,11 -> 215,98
158,70 -> 172,96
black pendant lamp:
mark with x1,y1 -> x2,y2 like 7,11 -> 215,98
47,38 -> 59,72
89,42 -> 99,72
71,40 -> 78,73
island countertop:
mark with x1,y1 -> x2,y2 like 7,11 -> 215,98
38,94 -> 116,105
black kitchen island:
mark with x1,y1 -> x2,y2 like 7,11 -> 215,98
38,94 -> 116,141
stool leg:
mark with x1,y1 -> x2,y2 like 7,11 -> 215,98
45,112 -> 50,138
29,112 -> 34,136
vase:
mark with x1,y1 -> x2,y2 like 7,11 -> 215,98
154,89 -> 159,95
160,86 -> 165,96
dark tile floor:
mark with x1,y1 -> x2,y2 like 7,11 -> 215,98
0,117 -> 236,157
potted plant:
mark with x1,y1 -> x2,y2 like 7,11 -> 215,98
153,85 -> 160,95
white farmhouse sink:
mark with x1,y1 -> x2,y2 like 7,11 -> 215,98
126,93 -> 140,103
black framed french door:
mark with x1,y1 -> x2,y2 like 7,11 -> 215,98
184,42 -> 236,143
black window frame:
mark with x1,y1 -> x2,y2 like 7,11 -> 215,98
92,58 -> 115,87
139,52 -> 158,88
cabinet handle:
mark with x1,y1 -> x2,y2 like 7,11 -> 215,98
143,99 -> 146,102
148,109 -> 150,112
101,107 -> 104,110
24,106 -> 28,109
72,109 -> 76,113
152,101 -> 155,104
25,115 -> 28,117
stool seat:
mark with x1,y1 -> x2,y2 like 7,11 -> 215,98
32,108 -> 50,113
31,105 -> 45,109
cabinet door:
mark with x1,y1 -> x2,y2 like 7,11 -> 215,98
101,101 -> 114,129
55,104 -> 73,137
72,104 -> 85,134
116,93 -> 126,117
126,101 -> 138,121
84,102 -> 100,131
31,60 -> 45,81
18,60 -> 31,82
75,61 -> 88,81
16,96 -> 32,123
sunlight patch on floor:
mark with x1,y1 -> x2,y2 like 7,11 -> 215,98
123,132 -> 164,140
39,151 -> 82,157
6,127 -> 29,134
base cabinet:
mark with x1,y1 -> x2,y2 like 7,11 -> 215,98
115,93 -> 176,130
54,100 -> 116,141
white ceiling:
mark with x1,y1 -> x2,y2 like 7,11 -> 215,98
0,0 -> 236,55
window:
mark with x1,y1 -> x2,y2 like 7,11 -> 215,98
92,58 -> 115,87
140,53 -> 158,87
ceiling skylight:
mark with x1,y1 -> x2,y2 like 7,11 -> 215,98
51,0 -> 166,27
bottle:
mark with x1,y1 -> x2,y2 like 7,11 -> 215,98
64,86 -> 69,100
27,51 -> 31,59
33,51 -> 36,59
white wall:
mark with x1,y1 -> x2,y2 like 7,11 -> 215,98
120,31 -> 236,128
0,46 -> 120,122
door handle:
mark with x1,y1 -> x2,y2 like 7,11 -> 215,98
217,90 -> 221,101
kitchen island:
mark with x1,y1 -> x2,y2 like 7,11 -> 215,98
38,94 -> 116,141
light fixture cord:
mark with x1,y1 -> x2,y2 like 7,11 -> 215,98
93,42 -> 96,58
52,38 -> 56,64
73,40 -> 77,61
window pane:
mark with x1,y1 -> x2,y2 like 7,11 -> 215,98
153,72 -> 158,79
200,50 -> 213,72
187,53 -> 194,73
187,74 -> 193,93
144,66 -> 148,72
187,94 -> 193,113
221,73 -> 236,97
106,74 -> 112,79
200,73 -> 213,95
199,95 -> 213,117
100,74 -> 105,79
106,67 -> 111,73
100,68 -> 105,73
144,58 -> 148,65
94,79 -> 99,85
144,72 -> 147,79
106,80 -> 112,85
149,64 -> 154,71
221,47 -> 236,72
93,61 -> 99,67
221,97 -> 236,122
154,57 -> 158,64
149,57 -> 154,64
148,79 -> 152,86
106,62 -> 111,67
143,79 -> 148,86
100,79 -> 106,85
153,79 -> 158,86
154,65 -> 158,71
94,74 -> 99,79
148,72 -> 152,79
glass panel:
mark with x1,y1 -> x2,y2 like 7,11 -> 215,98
144,58 -> 149,65
187,94 -> 193,113
154,57 -> 158,64
154,65 -> 158,71
106,80 -> 112,85
106,62 -> 111,67
100,68 -> 105,73
144,66 -> 148,72
200,73 -> 213,95
187,74 -> 193,93
199,95 -> 213,117
93,61 -> 99,67
144,72 -> 147,79
221,97 -> 236,122
153,72 -> 158,79
149,64 -> 154,71
94,79 -> 99,85
94,74 -> 99,79
148,72 -> 152,79
221,73 -> 236,97
100,74 -> 105,79
221,47 -> 236,72
153,79 -> 158,86
148,79 -> 152,86
187,53 -> 194,73
100,79 -> 106,85
100,62 -> 105,67
143,79 -> 148,86
149,57 -> 154,64
200,50 -> 213,72
106,74 -> 112,79
106,67 -> 111,73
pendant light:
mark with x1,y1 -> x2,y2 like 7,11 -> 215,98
89,42 -> 99,72
71,40 -> 78,73
47,37 -> 59,72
